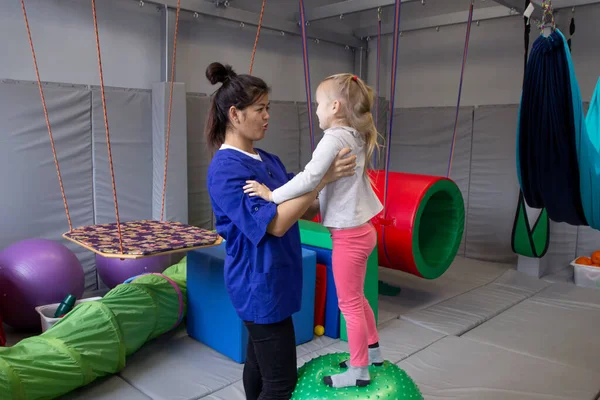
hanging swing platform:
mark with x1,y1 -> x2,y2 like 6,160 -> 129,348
63,220 -> 222,259
20,0 -> 224,261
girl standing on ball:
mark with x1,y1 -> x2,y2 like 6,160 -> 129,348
244,73 -> 384,389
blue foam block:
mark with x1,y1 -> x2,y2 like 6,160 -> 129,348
187,241 -> 316,363
301,245 -> 339,339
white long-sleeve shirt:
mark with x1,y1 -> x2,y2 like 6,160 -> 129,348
271,126 -> 383,229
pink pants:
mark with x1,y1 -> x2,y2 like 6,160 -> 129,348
331,222 -> 379,367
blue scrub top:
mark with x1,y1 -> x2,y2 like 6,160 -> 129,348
207,147 -> 303,324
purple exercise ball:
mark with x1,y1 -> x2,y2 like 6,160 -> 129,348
95,254 -> 170,289
0,238 -> 85,330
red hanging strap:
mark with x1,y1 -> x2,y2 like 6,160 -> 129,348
20,0 -> 73,232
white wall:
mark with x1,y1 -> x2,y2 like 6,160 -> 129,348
4,0 -> 597,105
1,0 -> 162,90
1,0 -> 355,102
176,16 -> 355,101
366,1 -> 600,108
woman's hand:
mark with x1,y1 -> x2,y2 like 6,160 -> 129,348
243,180 -> 273,202
322,147 -> 357,185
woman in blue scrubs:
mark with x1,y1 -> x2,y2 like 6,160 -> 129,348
204,62 -> 356,400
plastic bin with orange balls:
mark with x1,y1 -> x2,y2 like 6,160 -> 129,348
571,251 -> 600,289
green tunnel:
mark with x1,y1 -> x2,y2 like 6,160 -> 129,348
0,258 -> 187,400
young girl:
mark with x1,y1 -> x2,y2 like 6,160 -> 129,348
243,73 -> 384,389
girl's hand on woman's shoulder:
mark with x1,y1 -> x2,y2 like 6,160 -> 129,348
243,180 -> 273,202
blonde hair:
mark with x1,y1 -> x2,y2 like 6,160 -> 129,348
318,73 -> 382,172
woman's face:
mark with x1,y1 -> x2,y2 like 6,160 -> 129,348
231,93 -> 270,143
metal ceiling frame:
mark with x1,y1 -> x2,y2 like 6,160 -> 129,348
492,0 -> 600,14
302,0 -> 600,24
300,0 -> 420,22
355,5 -> 519,38
353,0 -> 600,38
131,0 -> 600,50
136,0 -> 364,48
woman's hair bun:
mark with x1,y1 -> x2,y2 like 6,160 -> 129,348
206,62 -> 237,85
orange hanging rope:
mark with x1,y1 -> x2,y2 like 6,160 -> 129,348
20,0 -> 73,232
160,0 -> 182,222
249,0 -> 267,75
20,0 -> 219,261
91,0 -> 124,254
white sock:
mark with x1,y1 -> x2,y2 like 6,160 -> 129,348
323,365 -> 370,388
339,346 -> 384,368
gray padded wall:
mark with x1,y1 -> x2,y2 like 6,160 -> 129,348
388,106 -> 473,256
576,226 -> 600,259
92,87 -> 153,289
92,88 -> 153,224
298,102 -> 319,171
0,76 -> 590,294
152,82 -> 188,223
186,93 -> 213,229
259,101 -> 301,174
543,222 -> 578,278
466,105 -> 520,263
0,81 -> 97,290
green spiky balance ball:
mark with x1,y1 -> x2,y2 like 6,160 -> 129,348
292,353 -> 423,400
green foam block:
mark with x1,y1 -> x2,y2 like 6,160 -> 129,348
292,352 -> 423,400
299,219 -> 332,249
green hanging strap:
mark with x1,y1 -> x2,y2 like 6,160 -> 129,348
511,191 -> 550,258
511,0 -> 550,259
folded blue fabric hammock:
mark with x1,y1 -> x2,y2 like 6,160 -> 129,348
579,76 -> 600,229
558,27 -> 600,230
578,74 -> 600,229
516,29 -> 587,226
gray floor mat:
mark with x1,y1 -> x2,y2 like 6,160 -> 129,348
58,376 -> 151,400
200,380 -> 246,400
399,284 -> 530,335
464,283 -> 600,374
327,319 -> 444,364
376,306 -> 400,326
399,270 -> 550,336
442,256 -> 516,285
10,260 -> 597,400
119,334 -> 244,400
492,269 -> 552,294
532,281 -> 600,308
204,319 -> 445,398
296,344 -> 342,369
295,334 -> 339,358
378,256 -> 511,317
398,336 -> 600,400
